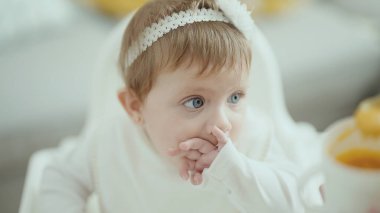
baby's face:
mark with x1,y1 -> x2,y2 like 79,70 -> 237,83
140,64 -> 249,165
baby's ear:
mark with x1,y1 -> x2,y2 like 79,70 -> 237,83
118,88 -> 143,124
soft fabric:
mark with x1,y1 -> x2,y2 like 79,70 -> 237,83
40,110 -> 306,213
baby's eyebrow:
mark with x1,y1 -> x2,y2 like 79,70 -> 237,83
177,87 -> 214,97
184,87 -> 212,93
177,85 -> 248,98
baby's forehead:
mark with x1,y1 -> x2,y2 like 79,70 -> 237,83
163,59 -> 250,79
157,62 -> 249,91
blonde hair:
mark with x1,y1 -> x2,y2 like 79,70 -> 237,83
119,0 -> 252,101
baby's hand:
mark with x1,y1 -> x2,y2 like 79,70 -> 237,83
168,137 -> 217,185
168,127 -> 231,185
210,126 -> 230,151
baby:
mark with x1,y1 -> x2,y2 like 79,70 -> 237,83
39,0 -> 321,212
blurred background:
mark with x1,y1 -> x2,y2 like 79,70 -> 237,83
1,0 -> 380,212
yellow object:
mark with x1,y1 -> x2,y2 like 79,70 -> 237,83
89,0 -> 298,18
245,0 -> 302,15
259,0 -> 295,14
336,148 -> 380,170
336,127 -> 355,143
354,95 -> 380,137
91,0 -> 147,17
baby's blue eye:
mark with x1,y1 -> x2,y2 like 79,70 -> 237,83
228,92 -> 241,104
184,97 -> 204,109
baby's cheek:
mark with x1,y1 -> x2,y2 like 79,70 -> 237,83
230,124 -> 242,142
172,130 -> 193,146
147,132 -> 175,157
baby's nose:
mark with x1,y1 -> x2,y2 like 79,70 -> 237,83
206,110 -> 232,135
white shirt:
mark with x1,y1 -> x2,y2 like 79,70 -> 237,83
38,109 -> 320,213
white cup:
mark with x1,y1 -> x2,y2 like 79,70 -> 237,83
299,117 -> 380,213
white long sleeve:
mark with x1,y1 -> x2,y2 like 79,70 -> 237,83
38,133 -> 94,213
35,114 -> 319,213
204,138 -> 306,213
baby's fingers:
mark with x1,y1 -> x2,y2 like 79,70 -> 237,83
179,138 -> 206,150
179,138 -> 216,153
179,158 -> 195,181
198,141 -> 216,154
191,171 -> 203,185
185,150 -> 201,160
195,150 -> 219,171
211,126 -> 230,150
179,158 -> 190,181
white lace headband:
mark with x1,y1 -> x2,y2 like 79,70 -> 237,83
126,0 -> 255,68
126,8 -> 229,67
